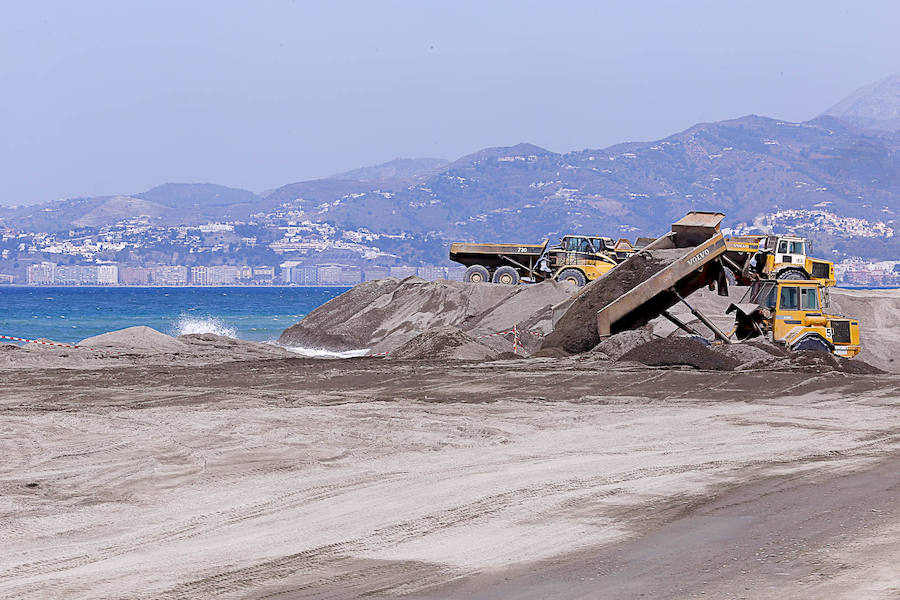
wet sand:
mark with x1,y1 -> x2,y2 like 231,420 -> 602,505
1,356 -> 898,599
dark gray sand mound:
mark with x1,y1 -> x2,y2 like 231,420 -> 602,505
79,326 -> 187,353
789,351 -> 884,374
718,343 -> 782,370
541,249 -> 685,355
278,276 -> 572,355
531,346 -> 570,358
387,327 -> 497,361
279,277 -> 411,350
715,340 -> 882,373
177,333 -> 297,361
620,337 -> 741,371
590,328 -> 659,361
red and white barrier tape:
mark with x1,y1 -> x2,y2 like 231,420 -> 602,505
367,326 -> 546,358
0,334 -> 116,355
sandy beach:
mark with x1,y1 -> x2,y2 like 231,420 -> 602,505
1,352 -> 897,599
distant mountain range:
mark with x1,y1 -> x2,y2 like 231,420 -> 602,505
329,158 -> 450,183
823,72 -> 900,132
1,75 -> 899,267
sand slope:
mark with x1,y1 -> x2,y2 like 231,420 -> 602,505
278,276 -> 574,356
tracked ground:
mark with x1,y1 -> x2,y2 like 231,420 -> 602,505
0,357 -> 897,599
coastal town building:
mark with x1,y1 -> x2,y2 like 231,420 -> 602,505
26,262 -> 56,285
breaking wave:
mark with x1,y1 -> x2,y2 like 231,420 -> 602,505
278,345 -> 371,358
172,315 -> 238,338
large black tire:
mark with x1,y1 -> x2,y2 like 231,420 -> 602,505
791,334 -> 832,353
464,265 -> 490,283
557,268 -> 587,287
492,266 -> 520,285
777,268 -> 810,280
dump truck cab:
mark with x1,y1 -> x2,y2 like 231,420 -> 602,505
545,235 -> 619,286
763,235 -> 835,285
724,234 -> 835,286
728,279 -> 860,358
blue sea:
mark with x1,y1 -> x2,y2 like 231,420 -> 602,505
0,287 -> 349,346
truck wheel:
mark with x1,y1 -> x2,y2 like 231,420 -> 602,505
492,266 -> 520,285
557,269 -> 587,287
777,268 -> 810,280
791,334 -> 832,353
464,265 -> 490,283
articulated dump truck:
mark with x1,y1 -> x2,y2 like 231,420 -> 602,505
549,212 -> 860,358
724,235 -> 835,286
449,235 -> 637,286
727,279 -> 859,357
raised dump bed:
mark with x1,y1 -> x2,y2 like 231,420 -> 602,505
595,231 -> 727,336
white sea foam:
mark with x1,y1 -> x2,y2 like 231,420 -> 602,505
172,315 -> 238,338
278,345 -> 371,359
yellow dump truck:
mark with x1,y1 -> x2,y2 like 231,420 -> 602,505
727,279 -> 860,357
449,235 -> 633,285
725,234 -> 835,286
577,212 -> 860,359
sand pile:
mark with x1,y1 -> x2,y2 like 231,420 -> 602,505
717,341 -> 784,370
619,336 -> 741,371
615,335 -> 883,374
786,351 -> 884,374
0,329 -> 295,370
177,333 -> 296,361
541,249 -> 686,355
829,288 -> 900,373
278,276 -> 573,356
387,326 -> 499,361
79,326 -> 188,353
589,328 -> 659,360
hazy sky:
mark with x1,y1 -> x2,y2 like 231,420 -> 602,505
2,1 -> 898,205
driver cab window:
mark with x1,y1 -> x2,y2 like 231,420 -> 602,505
800,287 -> 819,310
789,241 -> 805,255
779,286 -> 799,310
777,240 -> 788,254
566,237 -> 593,253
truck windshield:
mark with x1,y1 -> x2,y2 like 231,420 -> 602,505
800,287 -> 819,310
565,237 -> 595,253
778,240 -> 805,254
779,286 -> 799,310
